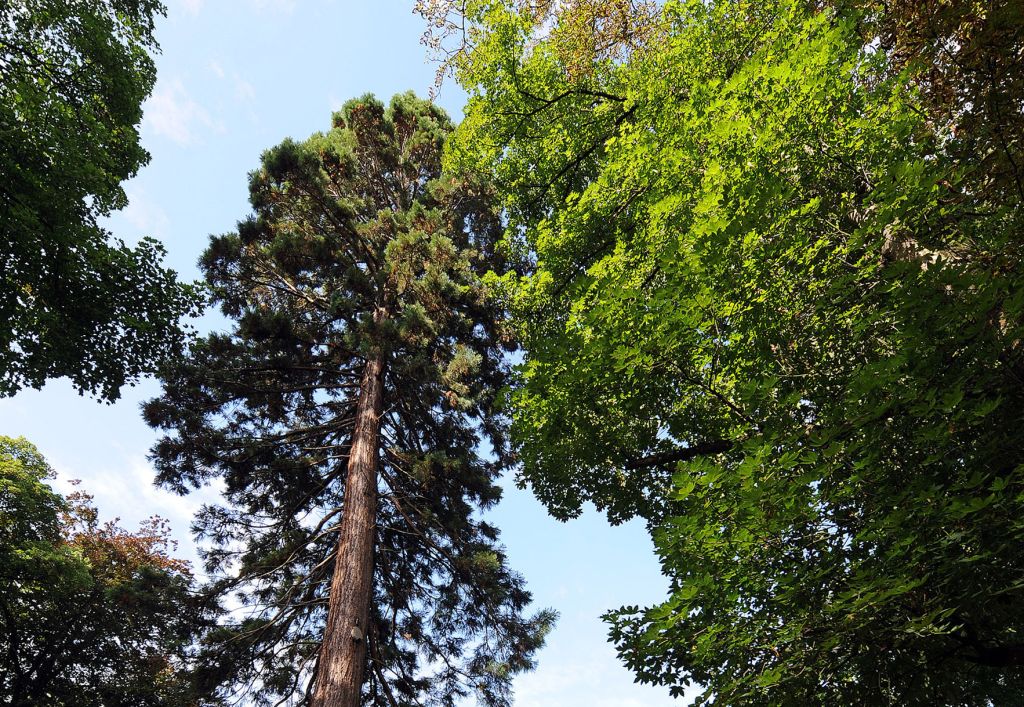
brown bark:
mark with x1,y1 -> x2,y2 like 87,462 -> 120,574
312,354 -> 385,707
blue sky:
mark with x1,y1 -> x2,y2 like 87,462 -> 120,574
0,2 -> 692,704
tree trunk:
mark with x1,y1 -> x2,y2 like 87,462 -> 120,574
312,354 -> 385,707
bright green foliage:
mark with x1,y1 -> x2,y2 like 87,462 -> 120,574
0,436 -> 198,706
0,0 -> 202,400
145,94 -> 553,706
452,0 -> 1024,703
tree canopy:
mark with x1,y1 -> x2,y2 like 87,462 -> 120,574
145,93 -> 553,707
0,0 -> 201,401
447,0 -> 1024,702
0,436 -> 198,706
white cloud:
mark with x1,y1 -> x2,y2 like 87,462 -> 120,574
144,78 -> 219,145
119,186 -> 170,238
250,0 -> 297,13
176,0 -> 296,16
506,627 -> 696,706
208,61 -> 256,103
234,76 -> 256,102
51,453 -> 224,574
179,0 -> 203,16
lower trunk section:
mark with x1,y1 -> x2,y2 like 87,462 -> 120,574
311,355 -> 385,707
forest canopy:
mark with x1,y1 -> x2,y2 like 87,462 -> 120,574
2,0 -> 1023,704
0,436 -> 198,706
441,0 -> 1024,702
0,0 -> 201,401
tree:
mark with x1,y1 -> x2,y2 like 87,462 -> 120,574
416,0 -> 663,89
145,93 -> 553,707
0,0 -> 202,401
0,436 -> 199,706
447,0 -> 1024,703
832,0 -> 1024,203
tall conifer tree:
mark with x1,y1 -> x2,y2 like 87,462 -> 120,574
145,93 -> 552,707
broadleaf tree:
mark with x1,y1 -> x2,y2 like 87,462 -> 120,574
145,93 -> 553,707
0,0 -> 202,400
442,0 -> 1024,703
0,436 -> 199,706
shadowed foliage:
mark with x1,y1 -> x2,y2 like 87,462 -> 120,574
0,0 -> 201,400
0,436 -> 199,706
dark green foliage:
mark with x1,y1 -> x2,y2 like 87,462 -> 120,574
0,436 -> 199,706
451,0 -> 1024,703
145,93 -> 553,706
834,0 -> 1024,202
0,0 -> 202,400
